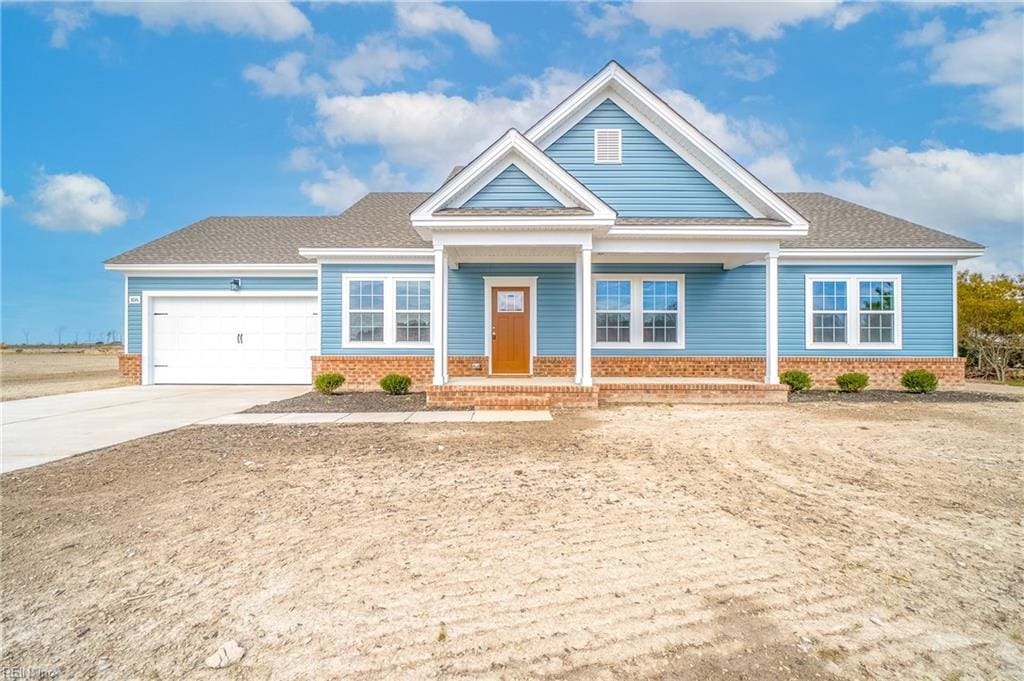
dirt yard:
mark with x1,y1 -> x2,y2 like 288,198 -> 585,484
1,348 -> 127,401
2,400 -> 1022,680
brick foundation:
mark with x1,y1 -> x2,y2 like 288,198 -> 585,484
448,356 -> 488,377
593,356 -> 765,380
118,353 -> 141,384
779,356 -> 966,390
312,355 -> 433,391
533,356 -> 576,377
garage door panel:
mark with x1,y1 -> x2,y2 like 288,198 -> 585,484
150,296 -> 318,384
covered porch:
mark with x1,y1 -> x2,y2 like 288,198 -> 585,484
428,234 -> 783,393
425,375 -> 789,409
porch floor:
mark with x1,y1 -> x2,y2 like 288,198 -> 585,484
594,376 -> 762,386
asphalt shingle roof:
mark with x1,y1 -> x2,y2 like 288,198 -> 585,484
778,192 -> 982,250
106,191 -> 981,266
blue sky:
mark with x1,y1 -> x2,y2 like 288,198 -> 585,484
2,1 -> 1022,344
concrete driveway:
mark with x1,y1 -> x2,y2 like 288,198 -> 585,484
1,385 -> 308,473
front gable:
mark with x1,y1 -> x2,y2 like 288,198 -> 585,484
462,164 -> 562,209
545,99 -> 749,218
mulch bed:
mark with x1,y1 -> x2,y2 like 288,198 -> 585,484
243,391 -> 469,413
788,389 -> 1022,403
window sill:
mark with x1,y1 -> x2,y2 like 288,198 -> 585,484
805,343 -> 903,351
345,342 -> 433,350
592,343 -> 686,350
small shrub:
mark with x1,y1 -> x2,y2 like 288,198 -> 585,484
901,369 -> 939,394
836,372 -> 869,392
314,373 -> 345,395
780,370 -> 812,392
379,373 -> 412,395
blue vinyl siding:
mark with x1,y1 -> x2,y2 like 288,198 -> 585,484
592,264 -> 766,356
125,276 -> 317,354
320,263 -> 434,355
544,99 -> 749,218
779,264 -> 955,357
448,264 -> 576,356
462,164 -> 561,208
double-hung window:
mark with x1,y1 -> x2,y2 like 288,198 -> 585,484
344,275 -> 432,348
805,275 -> 901,349
593,275 -> 684,348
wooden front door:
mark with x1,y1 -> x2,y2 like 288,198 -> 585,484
491,287 -> 530,374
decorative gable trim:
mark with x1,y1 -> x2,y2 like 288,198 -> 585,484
411,129 -> 616,238
525,61 -> 808,233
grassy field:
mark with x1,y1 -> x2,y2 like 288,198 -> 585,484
1,346 -> 127,400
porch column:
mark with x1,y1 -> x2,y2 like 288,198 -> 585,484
580,246 -> 593,387
433,246 -> 445,385
575,256 -> 583,384
765,252 -> 779,384
442,250 -> 449,382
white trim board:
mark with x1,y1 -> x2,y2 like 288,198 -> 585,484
483,276 -> 538,375
107,263 -> 316,274
411,129 -> 616,236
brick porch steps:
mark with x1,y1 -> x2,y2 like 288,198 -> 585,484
596,381 -> 790,405
426,383 -> 600,410
426,379 -> 788,409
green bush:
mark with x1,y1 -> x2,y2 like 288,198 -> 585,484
314,373 -> 345,395
835,372 -> 869,392
901,369 -> 939,394
779,370 -> 812,392
379,373 -> 413,395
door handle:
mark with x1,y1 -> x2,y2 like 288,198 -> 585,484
491,326 -> 496,340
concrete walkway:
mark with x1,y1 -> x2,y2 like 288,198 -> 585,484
202,410 -> 553,424
2,385 -> 307,473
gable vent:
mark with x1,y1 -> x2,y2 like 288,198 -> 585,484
594,128 -> 622,164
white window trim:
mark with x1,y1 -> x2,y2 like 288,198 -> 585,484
804,274 -> 903,350
342,273 -> 434,349
593,128 -> 622,164
592,274 -> 685,350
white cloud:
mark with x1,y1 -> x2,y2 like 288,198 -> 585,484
395,1 -> 499,56
329,37 -> 429,95
300,161 -> 409,212
48,1 -> 311,45
313,68 -> 583,178
47,6 -> 89,48
243,52 -> 314,97
0,188 -> 14,207
27,172 -> 139,233
825,147 -> 1024,232
300,165 -> 368,213
708,46 -> 777,81
900,17 -> 945,47
285,147 -> 323,172
755,146 -> 1024,274
580,1 -> 873,40
927,11 -> 1024,129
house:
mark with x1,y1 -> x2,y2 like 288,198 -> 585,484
105,62 -> 983,406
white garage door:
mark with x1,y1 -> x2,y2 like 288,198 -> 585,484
150,296 -> 319,384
